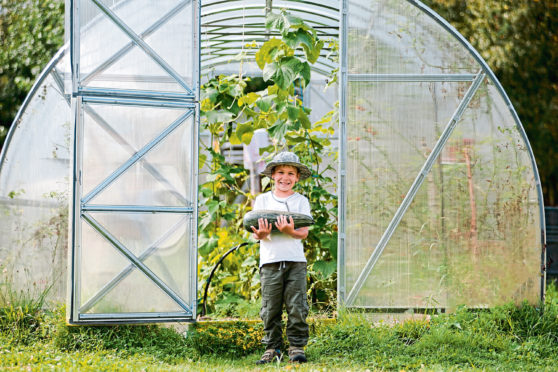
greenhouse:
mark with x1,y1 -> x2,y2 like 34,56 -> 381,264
0,0 -> 544,324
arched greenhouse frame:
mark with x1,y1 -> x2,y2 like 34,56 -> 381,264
0,0 -> 545,324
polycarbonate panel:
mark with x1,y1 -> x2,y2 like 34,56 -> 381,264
88,269 -> 184,313
341,0 -> 544,310
91,118 -> 193,206
345,80 -> 470,276
0,68 -> 71,305
347,0 -> 477,74
79,213 -> 190,314
77,0 -> 194,93
350,82 -> 541,309
81,103 -> 189,197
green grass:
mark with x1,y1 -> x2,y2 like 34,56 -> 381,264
2,286 -> 558,371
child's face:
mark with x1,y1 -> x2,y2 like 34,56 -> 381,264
272,165 -> 300,193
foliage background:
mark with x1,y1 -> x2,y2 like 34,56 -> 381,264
0,0 -> 64,142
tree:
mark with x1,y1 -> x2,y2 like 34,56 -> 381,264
0,0 -> 64,146
424,0 -> 558,205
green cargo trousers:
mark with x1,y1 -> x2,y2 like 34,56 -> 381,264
259,261 -> 309,349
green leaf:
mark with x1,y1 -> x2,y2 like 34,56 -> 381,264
266,10 -> 307,36
199,153 -> 207,169
207,200 -> 221,216
229,132 -> 241,145
302,38 -> 324,64
287,105 -> 299,121
238,92 -> 260,107
255,38 -> 283,69
300,62 -> 311,87
312,260 -> 337,278
206,110 -> 235,124
201,87 -> 219,103
256,95 -> 275,112
268,119 -> 288,140
264,57 -> 302,90
284,29 -> 315,51
299,110 -> 311,129
236,122 -> 255,145
320,233 -> 338,259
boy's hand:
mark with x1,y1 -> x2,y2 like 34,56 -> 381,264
275,215 -> 295,235
251,218 -> 272,240
275,215 -> 309,240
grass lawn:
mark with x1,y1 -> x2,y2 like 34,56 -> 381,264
2,286 -> 558,371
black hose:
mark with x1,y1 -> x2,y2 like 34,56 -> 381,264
200,242 -> 250,317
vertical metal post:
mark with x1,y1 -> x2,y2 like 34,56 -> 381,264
337,0 -> 348,309
190,0 -> 201,319
70,0 -> 80,94
70,95 -> 84,322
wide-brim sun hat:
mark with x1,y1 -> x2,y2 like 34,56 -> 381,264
261,151 -> 312,180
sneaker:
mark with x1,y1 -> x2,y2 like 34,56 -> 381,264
256,348 -> 282,365
288,346 -> 307,363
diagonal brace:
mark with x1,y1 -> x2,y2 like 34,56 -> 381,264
81,109 -> 192,204
83,104 -> 190,205
345,70 -> 486,306
82,212 -> 191,314
80,215 -> 188,313
82,0 -> 189,85
91,0 -> 193,94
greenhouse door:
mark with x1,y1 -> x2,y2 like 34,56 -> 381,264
68,0 -> 199,323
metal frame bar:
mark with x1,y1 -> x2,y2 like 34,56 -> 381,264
79,86 -> 195,101
90,0 -> 194,95
79,215 -> 189,313
82,212 -> 192,313
348,73 -> 477,82
81,109 -> 193,204
70,95 -> 85,322
337,0 -> 348,308
81,0 -> 190,85
70,0 -> 80,94
190,0 -> 201,318
78,312 -> 192,323
345,71 -> 486,306
82,205 -> 193,213
82,96 -> 195,108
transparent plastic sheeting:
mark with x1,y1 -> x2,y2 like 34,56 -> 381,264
201,0 -> 339,78
0,65 -> 70,304
342,0 -> 542,310
79,213 -> 191,314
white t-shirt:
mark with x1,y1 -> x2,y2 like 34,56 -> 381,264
253,191 -> 311,267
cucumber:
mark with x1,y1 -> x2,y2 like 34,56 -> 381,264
243,209 -> 314,232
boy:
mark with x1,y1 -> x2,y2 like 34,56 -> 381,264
250,151 -> 312,364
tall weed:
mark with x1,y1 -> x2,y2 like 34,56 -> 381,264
0,280 -> 51,344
